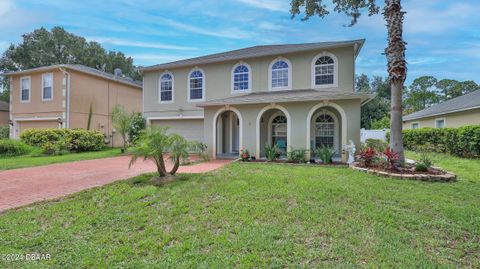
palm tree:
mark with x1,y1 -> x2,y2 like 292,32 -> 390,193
290,0 -> 407,164
128,127 -> 195,177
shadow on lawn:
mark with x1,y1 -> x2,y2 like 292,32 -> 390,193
128,173 -> 192,187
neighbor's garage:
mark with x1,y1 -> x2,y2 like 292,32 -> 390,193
17,120 -> 60,135
150,119 -> 204,142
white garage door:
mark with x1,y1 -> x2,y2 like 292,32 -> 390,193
151,119 -> 204,142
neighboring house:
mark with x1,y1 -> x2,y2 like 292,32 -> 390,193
2,64 -> 142,145
403,90 -> 480,130
0,100 -> 8,126
142,39 -> 375,161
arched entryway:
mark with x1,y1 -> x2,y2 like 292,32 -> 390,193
212,107 -> 243,159
256,104 -> 291,158
306,103 -> 347,161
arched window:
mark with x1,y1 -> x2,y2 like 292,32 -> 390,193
271,115 -> 288,152
270,59 -> 291,90
232,64 -> 251,92
159,73 -> 173,102
315,114 -> 335,149
189,70 -> 204,101
314,55 -> 335,86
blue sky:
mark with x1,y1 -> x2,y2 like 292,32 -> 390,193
1,0 -> 479,84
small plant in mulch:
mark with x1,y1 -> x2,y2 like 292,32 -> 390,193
240,148 -> 250,162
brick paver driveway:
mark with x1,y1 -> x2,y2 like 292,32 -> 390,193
0,156 -> 231,213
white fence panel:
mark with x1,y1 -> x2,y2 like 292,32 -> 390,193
360,128 -> 389,143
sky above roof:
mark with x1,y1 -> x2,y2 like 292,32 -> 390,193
1,0 -> 479,84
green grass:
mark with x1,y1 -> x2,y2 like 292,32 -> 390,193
0,148 -> 122,170
0,153 -> 479,268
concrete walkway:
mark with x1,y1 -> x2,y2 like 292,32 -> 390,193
0,156 -> 231,213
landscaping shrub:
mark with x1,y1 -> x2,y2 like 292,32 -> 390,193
365,138 -> 387,152
356,147 -> 377,167
128,113 -> 146,144
20,128 -> 104,152
401,125 -> 480,157
0,139 -> 32,156
415,163 -> 428,172
287,149 -> 308,163
0,125 -> 9,139
316,146 -> 335,164
264,144 -> 279,161
240,148 -> 250,161
380,147 -> 400,170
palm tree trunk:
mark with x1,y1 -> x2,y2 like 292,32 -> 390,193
169,159 -> 180,175
154,156 -> 167,177
384,0 -> 407,164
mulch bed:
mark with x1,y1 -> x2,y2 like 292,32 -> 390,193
246,159 -> 349,167
351,163 -> 456,182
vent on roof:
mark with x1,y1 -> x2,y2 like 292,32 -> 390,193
114,68 -> 123,77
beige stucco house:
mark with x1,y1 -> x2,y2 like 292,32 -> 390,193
141,40 -> 374,160
0,101 -> 8,126
2,64 -> 142,145
403,90 -> 480,129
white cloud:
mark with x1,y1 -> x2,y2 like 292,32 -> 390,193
236,0 -> 288,12
0,0 -> 14,17
86,37 -> 197,51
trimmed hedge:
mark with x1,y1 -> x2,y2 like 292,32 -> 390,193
21,128 -> 104,152
400,125 -> 480,157
0,139 -> 32,156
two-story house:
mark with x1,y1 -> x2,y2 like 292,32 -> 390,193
3,64 -> 142,145
141,40 -> 374,160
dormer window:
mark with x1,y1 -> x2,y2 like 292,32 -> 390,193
312,53 -> 338,88
188,69 -> 205,101
159,72 -> 174,103
232,63 -> 251,93
269,58 -> 292,91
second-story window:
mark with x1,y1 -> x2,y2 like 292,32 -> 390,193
232,64 -> 251,92
313,55 -> 336,86
159,73 -> 174,103
20,77 -> 31,102
270,59 -> 291,90
42,73 -> 53,101
189,69 -> 204,101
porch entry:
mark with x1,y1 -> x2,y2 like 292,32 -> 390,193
310,108 -> 341,156
258,108 -> 289,157
216,110 -> 240,158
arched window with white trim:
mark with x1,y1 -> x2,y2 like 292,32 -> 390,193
269,58 -> 291,90
159,72 -> 173,103
188,69 -> 204,101
315,114 -> 335,149
312,53 -> 338,88
232,63 -> 251,92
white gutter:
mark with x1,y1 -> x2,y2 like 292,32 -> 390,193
59,68 -> 71,128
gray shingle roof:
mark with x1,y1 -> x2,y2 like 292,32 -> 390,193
0,100 -> 8,111
0,64 -> 142,88
404,90 -> 480,121
141,39 -> 365,72
197,89 -> 375,107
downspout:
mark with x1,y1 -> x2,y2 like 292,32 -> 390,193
59,68 -> 71,128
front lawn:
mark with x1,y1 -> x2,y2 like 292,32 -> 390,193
0,147 -> 122,170
0,153 -> 479,267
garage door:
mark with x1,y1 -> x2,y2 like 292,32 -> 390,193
18,120 -> 59,135
151,119 -> 204,142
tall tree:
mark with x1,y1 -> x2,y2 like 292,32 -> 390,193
435,79 -> 459,101
404,76 -> 439,112
357,74 -> 390,129
355,74 -> 371,91
290,0 -> 407,163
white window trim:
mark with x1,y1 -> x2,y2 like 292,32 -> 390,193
231,62 -> 252,94
411,122 -> 420,129
268,57 -> 292,91
435,118 -> 446,128
311,51 -> 339,89
20,76 -> 31,103
187,68 -> 206,102
41,73 -> 54,102
312,110 -> 339,153
158,71 -> 174,104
